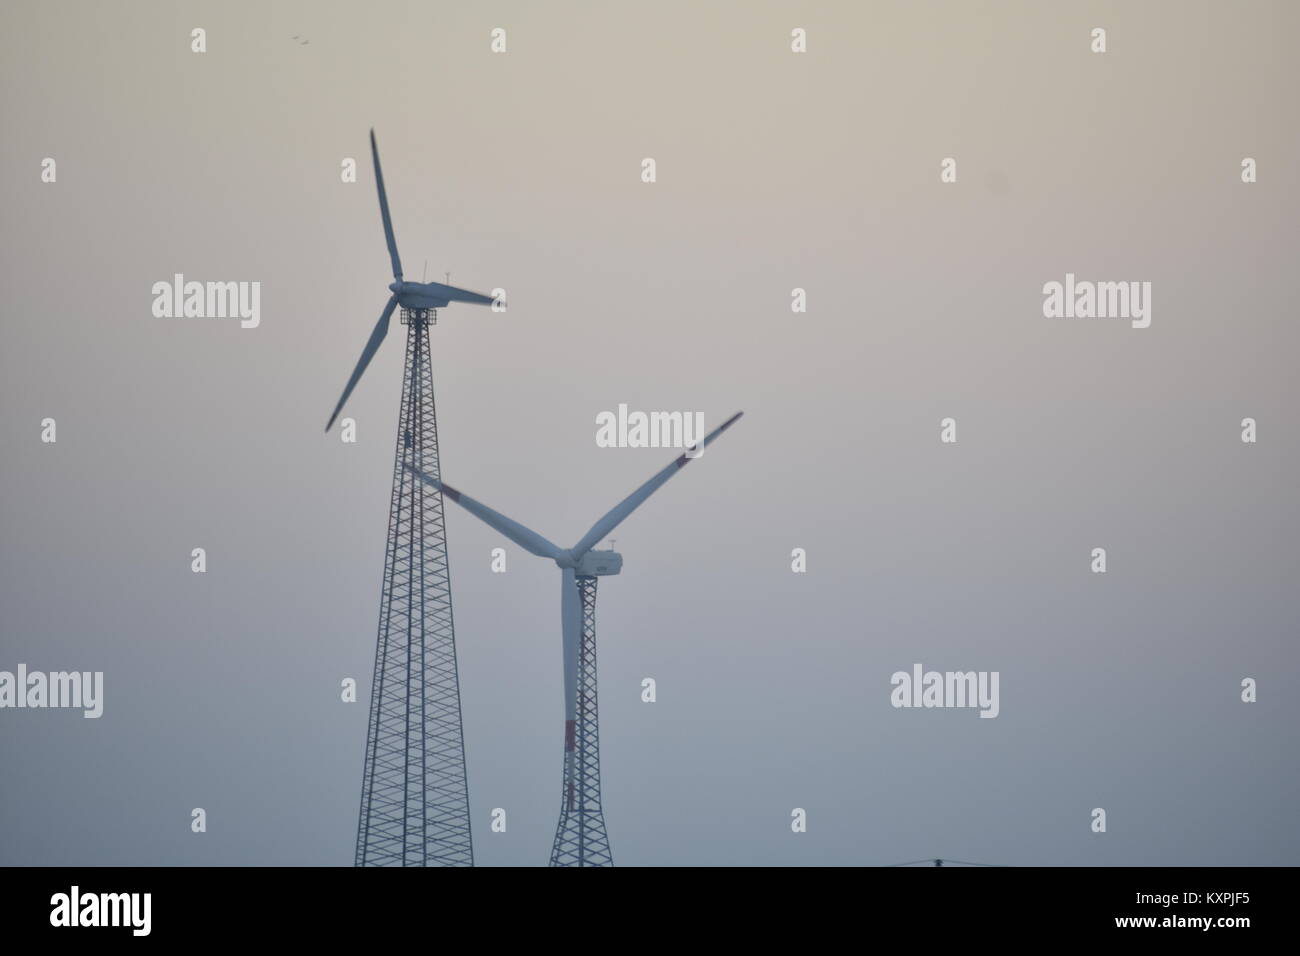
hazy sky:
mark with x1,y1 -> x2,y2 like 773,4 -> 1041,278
1,0 -> 1297,866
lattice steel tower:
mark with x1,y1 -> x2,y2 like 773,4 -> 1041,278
549,575 -> 613,866
325,131 -> 497,866
353,309 -> 473,866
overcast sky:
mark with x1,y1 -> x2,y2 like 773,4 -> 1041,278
1,0 -> 1297,865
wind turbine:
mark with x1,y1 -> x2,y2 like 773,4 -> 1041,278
327,130 -> 495,867
406,411 -> 743,866
325,130 -> 495,434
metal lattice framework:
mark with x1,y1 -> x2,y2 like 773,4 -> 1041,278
549,575 -> 613,867
356,310 -> 473,866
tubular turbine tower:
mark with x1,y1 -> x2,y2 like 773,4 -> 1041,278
325,131 -> 495,866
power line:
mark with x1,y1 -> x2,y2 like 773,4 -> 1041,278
884,858 -> 1007,867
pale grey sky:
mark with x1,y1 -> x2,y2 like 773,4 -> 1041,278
1,0 -> 1297,865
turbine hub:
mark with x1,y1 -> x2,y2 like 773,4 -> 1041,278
388,281 -> 404,295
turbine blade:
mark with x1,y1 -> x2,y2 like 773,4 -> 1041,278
324,296 -> 398,432
561,568 -> 580,724
402,466 -> 562,560
570,411 -> 743,557
370,129 -> 402,280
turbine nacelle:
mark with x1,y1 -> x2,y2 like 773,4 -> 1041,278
564,549 -> 623,576
389,280 -> 446,309
389,279 -> 495,312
